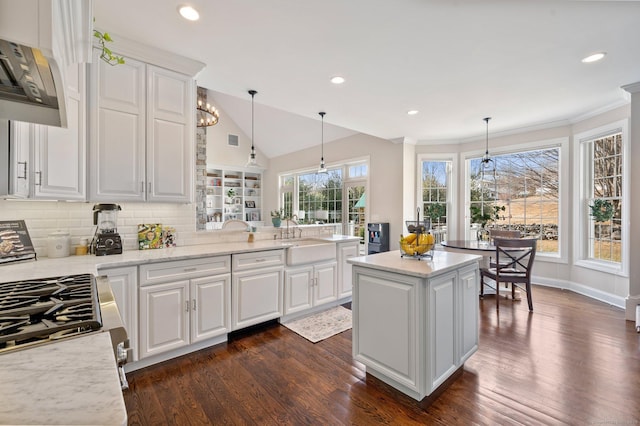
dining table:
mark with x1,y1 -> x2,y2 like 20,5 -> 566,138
440,240 -> 499,269
441,239 -> 523,299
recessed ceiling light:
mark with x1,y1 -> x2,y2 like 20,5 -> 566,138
581,52 -> 606,63
330,76 -> 345,85
407,110 -> 419,116
178,5 -> 200,21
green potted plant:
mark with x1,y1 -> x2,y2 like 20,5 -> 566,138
271,208 -> 284,228
470,204 -> 505,241
226,188 -> 236,203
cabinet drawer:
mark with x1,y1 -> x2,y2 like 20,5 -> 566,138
140,255 -> 231,286
232,250 -> 285,272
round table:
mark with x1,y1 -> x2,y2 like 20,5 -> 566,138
441,240 -> 523,299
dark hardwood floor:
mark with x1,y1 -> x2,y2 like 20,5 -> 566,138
123,286 -> 640,425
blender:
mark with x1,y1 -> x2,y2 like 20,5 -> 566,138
91,203 -> 123,255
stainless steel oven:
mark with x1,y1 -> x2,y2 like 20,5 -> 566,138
0,273 -> 131,389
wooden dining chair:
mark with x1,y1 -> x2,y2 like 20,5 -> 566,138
488,229 -> 522,269
480,237 -> 537,311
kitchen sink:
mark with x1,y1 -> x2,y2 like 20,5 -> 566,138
285,240 -> 336,266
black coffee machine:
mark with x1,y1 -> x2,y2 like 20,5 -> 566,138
91,203 -> 123,256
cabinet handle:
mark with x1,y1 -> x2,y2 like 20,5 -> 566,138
141,181 -> 145,192
148,182 -> 152,194
185,300 -> 190,312
35,171 -> 42,186
192,299 -> 196,310
17,161 -> 27,179
184,267 -> 197,272
255,258 -> 266,262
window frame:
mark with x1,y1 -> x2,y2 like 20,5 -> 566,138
417,153 -> 457,244
463,137 -> 568,263
574,119 -> 629,276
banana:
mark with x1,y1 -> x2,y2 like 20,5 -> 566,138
404,233 -> 417,244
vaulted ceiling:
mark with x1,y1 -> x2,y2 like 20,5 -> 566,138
94,0 -> 640,158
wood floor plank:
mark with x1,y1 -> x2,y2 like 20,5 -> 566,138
123,285 -> 640,425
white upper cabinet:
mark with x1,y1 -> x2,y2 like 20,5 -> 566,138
89,48 -> 195,203
32,61 -> 86,200
2,61 -> 86,200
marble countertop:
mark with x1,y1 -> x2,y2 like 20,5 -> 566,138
0,332 -> 127,425
0,236 -> 360,283
348,250 -> 481,278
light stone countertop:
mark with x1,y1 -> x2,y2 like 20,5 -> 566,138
0,235 -> 361,423
0,236 -> 360,283
0,332 -> 127,425
348,250 -> 482,278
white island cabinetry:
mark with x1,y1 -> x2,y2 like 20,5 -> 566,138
349,250 -> 480,401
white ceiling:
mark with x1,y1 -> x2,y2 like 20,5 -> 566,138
94,0 -> 640,158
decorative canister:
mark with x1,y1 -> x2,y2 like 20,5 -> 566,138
47,230 -> 70,258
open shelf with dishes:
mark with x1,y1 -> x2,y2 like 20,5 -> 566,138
205,167 -> 262,229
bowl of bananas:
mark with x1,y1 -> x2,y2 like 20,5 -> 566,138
400,232 -> 435,259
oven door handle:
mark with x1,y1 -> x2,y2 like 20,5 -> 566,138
118,366 -> 129,390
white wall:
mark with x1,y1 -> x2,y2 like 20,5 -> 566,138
205,92 -> 269,170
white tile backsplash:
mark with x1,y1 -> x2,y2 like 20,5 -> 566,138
0,200 -> 340,258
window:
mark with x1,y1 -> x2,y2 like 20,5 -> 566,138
583,131 -> 623,264
298,168 -> 343,224
420,160 -> 450,244
277,160 -> 368,237
469,146 -> 560,254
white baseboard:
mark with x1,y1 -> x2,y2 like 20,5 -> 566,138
533,275 -> 626,309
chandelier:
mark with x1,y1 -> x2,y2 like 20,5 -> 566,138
196,98 -> 219,127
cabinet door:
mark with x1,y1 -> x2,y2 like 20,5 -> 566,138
89,49 -> 146,201
284,266 -> 313,315
98,266 -> 139,361
191,274 -> 231,343
146,65 -> 193,203
338,242 -> 359,298
314,261 -> 338,306
232,266 -> 283,330
7,121 -> 30,198
139,280 -> 189,358
428,271 -> 457,392
32,62 -> 86,200
459,265 -> 479,364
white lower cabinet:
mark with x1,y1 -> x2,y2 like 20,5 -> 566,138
138,256 -> 231,359
231,250 -> 285,331
284,261 -> 338,316
97,265 -> 138,361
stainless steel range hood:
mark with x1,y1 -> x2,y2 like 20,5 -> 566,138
0,37 -> 67,128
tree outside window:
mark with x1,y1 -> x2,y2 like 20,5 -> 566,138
421,161 -> 449,242
469,147 -> 560,254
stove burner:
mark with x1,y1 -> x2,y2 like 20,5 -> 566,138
0,274 -> 102,352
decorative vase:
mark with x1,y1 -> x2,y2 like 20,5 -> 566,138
272,217 -> 281,228
477,227 -> 490,242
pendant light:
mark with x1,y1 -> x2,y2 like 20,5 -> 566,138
479,116 -> 496,218
318,111 -> 328,174
480,117 -> 493,168
245,89 -> 262,168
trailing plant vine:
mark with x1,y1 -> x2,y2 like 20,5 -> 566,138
93,28 -> 125,66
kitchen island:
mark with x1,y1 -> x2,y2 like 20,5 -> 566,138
348,250 -> 481,401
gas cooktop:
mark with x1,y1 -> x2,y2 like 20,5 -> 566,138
0,274 -> 103,353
